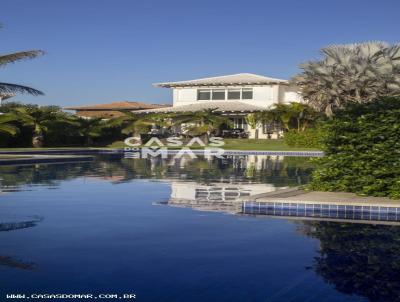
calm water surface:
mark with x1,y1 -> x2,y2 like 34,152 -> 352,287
0,155 -> 398,302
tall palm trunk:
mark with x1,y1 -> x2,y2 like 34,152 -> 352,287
86,136 -> 93,147
200,119 -> 210,145
297,118 -> 301,132
202,133 -> 209,145
32,131 -> 43,148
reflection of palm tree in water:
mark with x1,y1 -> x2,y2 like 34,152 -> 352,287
0,256 -> 35,270
300,221 -> 400,302
0,216 -> 43,232
0,216 -> 42,270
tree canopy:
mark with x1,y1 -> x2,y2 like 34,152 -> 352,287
293,42 -> 400,116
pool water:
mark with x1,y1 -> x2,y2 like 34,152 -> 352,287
0,155 -> 398,302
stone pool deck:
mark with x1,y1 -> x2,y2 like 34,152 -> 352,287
241,187 -> 398,207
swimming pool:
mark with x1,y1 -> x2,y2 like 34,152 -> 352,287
0,155 -> 398,301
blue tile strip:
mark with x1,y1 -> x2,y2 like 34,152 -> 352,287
243,201 -> 400,222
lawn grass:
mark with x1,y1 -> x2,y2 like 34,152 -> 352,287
0,139 -> 321,152
221,139 -> 320,151
107,139 -> 321,151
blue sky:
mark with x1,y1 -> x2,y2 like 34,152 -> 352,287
1,0 -> 399,106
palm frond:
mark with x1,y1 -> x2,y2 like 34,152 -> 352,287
0,112 -> 20,135
0,113 -> 19,123
0,123 -> 18,136
0,83 -> 44,96
0,50 -> 45,67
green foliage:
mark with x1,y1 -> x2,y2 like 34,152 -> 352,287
0,113 -> 19,135
108,112 -> 174,136
308,97 -> 400,198
293,42 -> 400,116
284,127 -> 326,148
7,105 -> 78,147
256,102 -> 320,133
302,221 -> 400,302
245,113 -> 259,130
172,109 -> 232,139
0,103 -> 125,147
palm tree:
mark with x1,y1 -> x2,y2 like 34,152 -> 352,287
172,109 -> 232,144
245,113 -> 261,139
108,112 -> 153,136
75,117 -> 110,146
0,24 -> 44,97
10,106 -> 73,147
292,42 -> 400,116
256,103 -> 318,135
269,104 -> 293,131
283,102 -> 319,132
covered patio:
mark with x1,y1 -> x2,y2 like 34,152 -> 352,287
133,101 -> 271,138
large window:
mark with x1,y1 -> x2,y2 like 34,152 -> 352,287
197,89 -> 211,100
227,89 -> 241,100
242,88 -> 253,99
197,88 -> 253,100
212,89 -> 225,100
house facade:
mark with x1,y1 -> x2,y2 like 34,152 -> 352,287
137,73 -> 303,139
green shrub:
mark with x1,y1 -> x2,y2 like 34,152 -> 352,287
308,97 -> 400,199
0,102 -> 126,148
284,127 -> 325,149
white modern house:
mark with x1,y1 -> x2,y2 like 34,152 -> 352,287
137,73 -> 303,139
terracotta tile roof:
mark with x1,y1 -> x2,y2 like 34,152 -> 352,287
154,73 -> 288,88
64,101 -> 170,111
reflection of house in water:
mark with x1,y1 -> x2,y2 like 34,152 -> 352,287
164,181 -> 280,214
172,181 -> 277,201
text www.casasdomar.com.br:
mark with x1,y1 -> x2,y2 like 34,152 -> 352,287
5,293 -> 136,300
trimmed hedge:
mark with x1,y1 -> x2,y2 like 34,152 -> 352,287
284,127 -> 326,149
308,98 -> 400,198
